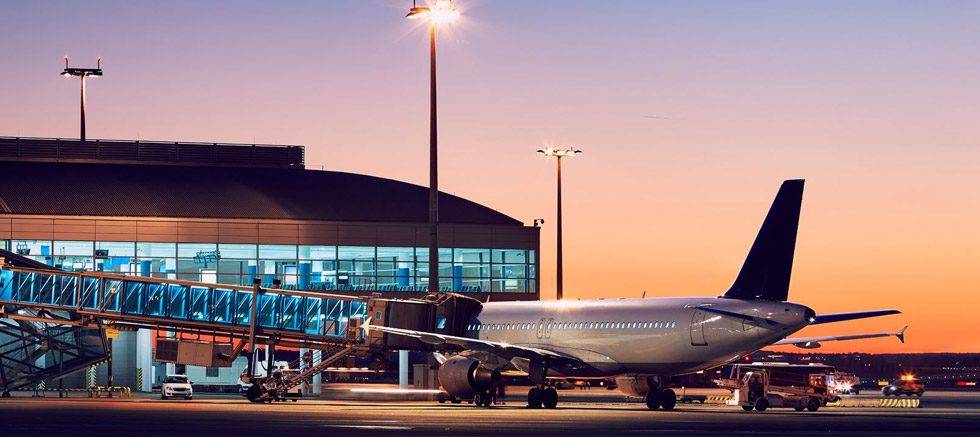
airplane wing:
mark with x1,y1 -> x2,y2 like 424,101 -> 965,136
773,325 -> 908,349
364,320 -> 581,365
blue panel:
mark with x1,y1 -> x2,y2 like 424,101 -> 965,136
212,288 -> 233,323
168,285 -> 187,319
246,265 -> 257,285
190,286 -> 210,321
453,266 -> 463,292
298,263 -> 312,289
140,260 -> 152,278
397,268 -> 409,287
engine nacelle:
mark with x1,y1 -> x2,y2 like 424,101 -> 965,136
438,356 -> 501,397
615,376 -> 656,398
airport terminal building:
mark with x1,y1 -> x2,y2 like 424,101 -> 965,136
0,136 -> 539,301
0,136 -> 539,391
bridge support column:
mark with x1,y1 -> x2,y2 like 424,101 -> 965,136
135,329 -> 153,392
398,350 -> 409,390
312,349 -> 322,395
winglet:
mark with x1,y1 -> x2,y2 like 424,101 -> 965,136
897,325 -> 909,344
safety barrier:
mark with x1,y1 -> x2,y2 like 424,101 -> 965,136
14,386 -> 132,398
88,386 -> 133,398
703,395 -> 733,404
826,397 -> 921,408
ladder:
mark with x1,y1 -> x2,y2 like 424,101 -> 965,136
254,344 -> 352,402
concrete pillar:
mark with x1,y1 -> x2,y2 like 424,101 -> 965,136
312,349 -> 322,395
165,331 -> 176,378
398,350 -> 409,389
135,329 -> 153,392
299,347 -> 310,395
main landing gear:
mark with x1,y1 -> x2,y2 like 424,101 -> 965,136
527,385 -> 559,409
525,360 -> 559,409
645,388 -> 677,411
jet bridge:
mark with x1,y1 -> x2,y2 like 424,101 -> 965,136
0,261 -> 370,394
0,253 -> 481,395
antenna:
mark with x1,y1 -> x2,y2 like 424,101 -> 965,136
64,55 -> 69,69
97,56 -> 102,69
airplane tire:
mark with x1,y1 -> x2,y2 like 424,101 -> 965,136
755,399 -> 769,412
527,387 -> 543,409
794,407 -> 805,412
742,405 -> 754,411
659,389 -> 677,411
542,388 -> 558,409
474,392 -> 488,407
645,391 -> 661,410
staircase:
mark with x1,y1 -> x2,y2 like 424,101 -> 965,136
251,344 -> 352,402
0,309 -> 109,393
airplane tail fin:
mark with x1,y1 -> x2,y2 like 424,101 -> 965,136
723,179 -> 805,301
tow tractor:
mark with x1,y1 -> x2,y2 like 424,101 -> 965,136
719,363 -> 837,412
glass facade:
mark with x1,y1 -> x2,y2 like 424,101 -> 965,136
5,240 -> 536,294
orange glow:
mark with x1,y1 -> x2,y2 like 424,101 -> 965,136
3,2 -> 976,354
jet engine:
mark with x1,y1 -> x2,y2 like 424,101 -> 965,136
614,376 -> 655,398
438,356 -> 501,397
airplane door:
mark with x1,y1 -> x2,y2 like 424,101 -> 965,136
690,308 -> 708,346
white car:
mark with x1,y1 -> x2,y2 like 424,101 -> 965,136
161,375 -> 193,400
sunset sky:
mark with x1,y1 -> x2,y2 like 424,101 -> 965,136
1,1 -> 977,353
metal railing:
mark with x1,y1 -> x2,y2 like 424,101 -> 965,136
0,265 -> 367,346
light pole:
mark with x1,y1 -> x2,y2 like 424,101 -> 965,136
407,0 -> 459,293
61,56 -> 103,142
537,146 -> 582,300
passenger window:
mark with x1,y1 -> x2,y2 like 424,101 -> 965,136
437,315 -> 447,329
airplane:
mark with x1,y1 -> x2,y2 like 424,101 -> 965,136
366,179 -> 906,410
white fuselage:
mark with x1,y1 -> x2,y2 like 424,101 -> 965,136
467,297 -> 812,377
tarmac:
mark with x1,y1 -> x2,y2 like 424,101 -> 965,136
0,389 -> 978,436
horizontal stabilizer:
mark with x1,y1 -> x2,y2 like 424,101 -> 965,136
811,310 -> 900,325
774,325 -> 909,349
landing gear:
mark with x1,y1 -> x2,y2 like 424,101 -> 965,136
645,391 -> 661,410
527,386 -> 559,409
542,387 -> 558,409
645,388 -> 676,410
754,398 -> 769,411
527,387 -> 543,409
474,391 -> 492,407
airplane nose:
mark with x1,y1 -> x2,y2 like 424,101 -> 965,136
804,308 -> 816,324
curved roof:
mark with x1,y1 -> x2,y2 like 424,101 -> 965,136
0,161 -> 521,225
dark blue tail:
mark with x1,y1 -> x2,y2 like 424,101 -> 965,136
724,179 -> 804,301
